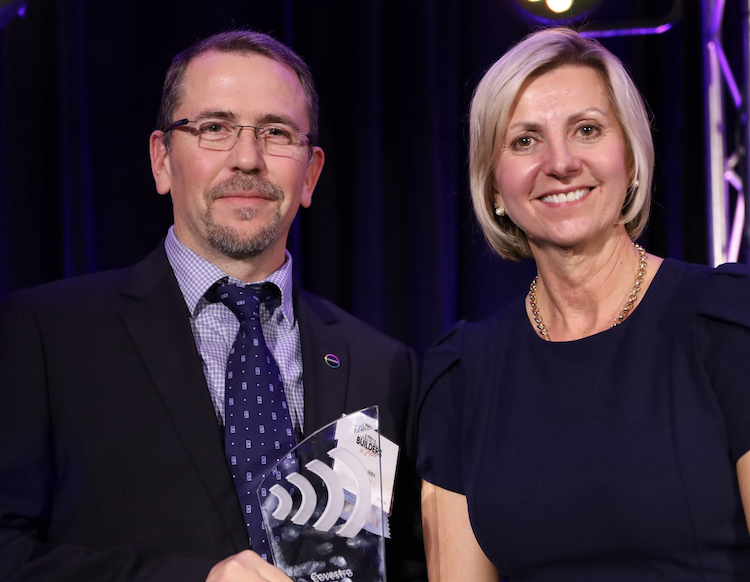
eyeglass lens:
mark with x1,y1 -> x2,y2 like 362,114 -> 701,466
197,121 -> 305,156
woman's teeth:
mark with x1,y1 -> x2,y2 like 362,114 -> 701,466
540,188 -> 590,204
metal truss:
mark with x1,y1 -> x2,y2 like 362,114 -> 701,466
703,0 -> 748,265
580,0 -> 749,265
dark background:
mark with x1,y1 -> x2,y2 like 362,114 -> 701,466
0,0 -> 731,353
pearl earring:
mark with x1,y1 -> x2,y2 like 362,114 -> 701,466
630,179 -> 640,189
494,204 -> 506,217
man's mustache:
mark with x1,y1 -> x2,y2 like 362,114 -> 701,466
206,174 -> 284,202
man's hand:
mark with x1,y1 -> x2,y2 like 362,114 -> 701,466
206,550 -> 293,582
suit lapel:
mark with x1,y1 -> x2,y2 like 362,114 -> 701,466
118,245 -> 248,552
295,289 -> 350,438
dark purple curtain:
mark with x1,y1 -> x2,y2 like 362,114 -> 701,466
0,0 -> 712,353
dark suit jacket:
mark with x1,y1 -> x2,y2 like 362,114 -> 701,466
0,245 -> 425,582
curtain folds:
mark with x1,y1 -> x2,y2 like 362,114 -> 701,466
0,0 -> 707,353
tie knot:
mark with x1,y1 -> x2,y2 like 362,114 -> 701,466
208,282 -> 279,323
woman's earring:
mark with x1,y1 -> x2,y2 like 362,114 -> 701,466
630,179 -> 640,190
494,203 -> 506,217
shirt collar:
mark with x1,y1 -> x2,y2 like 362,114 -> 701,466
164,226 -> 295,325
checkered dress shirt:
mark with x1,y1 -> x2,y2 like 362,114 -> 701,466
164,227 -> 304,435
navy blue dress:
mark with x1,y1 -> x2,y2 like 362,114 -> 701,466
417,259 -> 750,581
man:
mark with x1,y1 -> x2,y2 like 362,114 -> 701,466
0,31 -> 424,582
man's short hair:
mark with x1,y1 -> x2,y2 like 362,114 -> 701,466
469,27 -> 654,261
157,30 -> 319,152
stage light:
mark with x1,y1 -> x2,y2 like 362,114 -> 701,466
514,0 -> 602,24
547,0 -> 574,13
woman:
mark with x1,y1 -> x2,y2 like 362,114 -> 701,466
417,27 -> 750,581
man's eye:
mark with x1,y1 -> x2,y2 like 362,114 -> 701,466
199,122 -> 231,134
263,126 -> 292,140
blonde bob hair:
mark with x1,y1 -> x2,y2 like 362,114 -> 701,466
469,27 -> 654,260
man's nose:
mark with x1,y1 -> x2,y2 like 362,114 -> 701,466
229,127 -> 266,172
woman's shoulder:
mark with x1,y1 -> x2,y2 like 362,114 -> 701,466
427,299 -> 525,358
658,256 -> 750,282
422,299 -> 526,386
658,258 -> 750,328
700,261 -> 750,328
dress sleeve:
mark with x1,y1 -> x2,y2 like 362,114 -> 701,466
698,263 -> 750,463
416,322 -> 467,494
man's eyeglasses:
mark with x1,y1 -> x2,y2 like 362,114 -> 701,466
161,119 -> 312,157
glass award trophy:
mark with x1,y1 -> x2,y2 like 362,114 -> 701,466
258,406 -> 391,582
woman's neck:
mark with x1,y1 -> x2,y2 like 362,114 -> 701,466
526,234 -> 662,341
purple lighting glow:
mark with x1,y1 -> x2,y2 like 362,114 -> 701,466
714,41 -> 742,108
709,0 -> 726,37
580,23 -> 673,38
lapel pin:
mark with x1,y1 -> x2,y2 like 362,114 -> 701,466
324,353 -> 341,369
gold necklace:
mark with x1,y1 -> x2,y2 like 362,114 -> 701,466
528,243 -> 647,341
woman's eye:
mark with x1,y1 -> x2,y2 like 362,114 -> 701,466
511,135 -> 535,150
577,124 -> 600,138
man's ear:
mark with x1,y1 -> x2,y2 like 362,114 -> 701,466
300,146 -> 325,208
149,131 -> 172,195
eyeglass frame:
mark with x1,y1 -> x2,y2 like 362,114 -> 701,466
161,118 -> 314,159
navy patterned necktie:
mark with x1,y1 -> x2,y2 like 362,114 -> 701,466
211,282 -> 296,561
